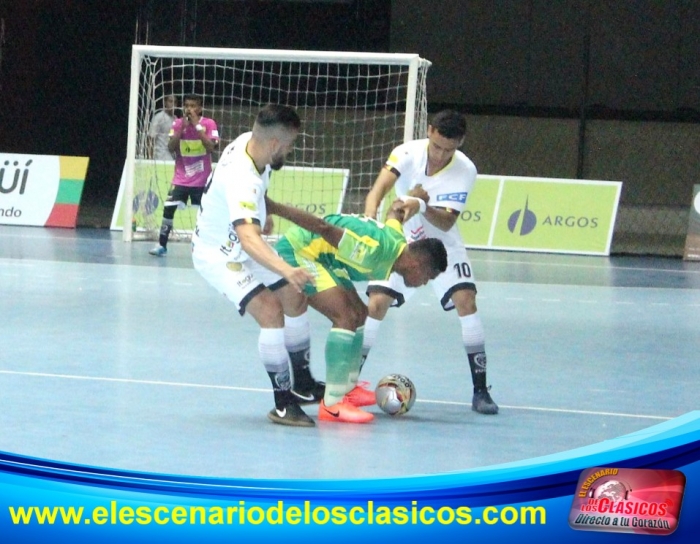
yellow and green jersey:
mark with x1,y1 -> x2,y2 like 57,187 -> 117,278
276,214 -> 407,294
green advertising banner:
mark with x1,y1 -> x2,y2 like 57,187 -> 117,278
455,177 -> 502,247
383,174 -> 620,255
111,161 -> 348,238
456,175 -> 621,255
490,178 -> 621,254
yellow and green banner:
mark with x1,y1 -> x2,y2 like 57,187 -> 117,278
456,175 -> 621,255
114,163 -> 621,255
111,161 -> 348,237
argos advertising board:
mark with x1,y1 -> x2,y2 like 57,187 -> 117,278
0,153 -> 89,228
457,175 -> 622,255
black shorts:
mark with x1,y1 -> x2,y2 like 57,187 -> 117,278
166,185 -> 204,207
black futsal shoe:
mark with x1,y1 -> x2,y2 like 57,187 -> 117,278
267,402 -> 315,427
291,380 -> 326,405
472,386 -> 499,415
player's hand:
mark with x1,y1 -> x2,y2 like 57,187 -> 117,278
391,198 -> 420,222
262,215 -> 274,235
364,205 -> 378,220
408,184 -> 429,203
284,266 -> 315,293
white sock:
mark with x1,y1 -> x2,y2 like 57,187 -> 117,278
459,312 -> 485,353
259,328 -> 290,390
284,312 -> 310,353
361,316 -> 382,357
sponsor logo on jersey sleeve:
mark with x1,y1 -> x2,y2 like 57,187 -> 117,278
386,153 -> 400,168
239,201 -> 257,211
437,192 -> 467,203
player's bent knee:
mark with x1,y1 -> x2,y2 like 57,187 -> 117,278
247,290 -> 285,328
328,305 -> 365,331
367,292 -> 392,320
347,301 -> 368,330
356,303 -> 368,325
275,284 -> 308,316
452,289 -> 477,315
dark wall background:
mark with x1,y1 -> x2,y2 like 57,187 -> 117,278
1,1 -> 139,206
1,0 -> 698,225
0,0 -> 390,207
391,0 -> 700,114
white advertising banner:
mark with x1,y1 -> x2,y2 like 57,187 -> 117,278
0,153 -> 89,228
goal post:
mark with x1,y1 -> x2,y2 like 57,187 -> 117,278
121,45 -> 431,242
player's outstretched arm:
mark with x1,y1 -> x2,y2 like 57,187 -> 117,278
365,167 -> 399,219
265,195 -> 344,248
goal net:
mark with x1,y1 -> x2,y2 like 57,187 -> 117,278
121,45 -> 431,242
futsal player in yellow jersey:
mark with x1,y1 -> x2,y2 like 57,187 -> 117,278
271,199 -> 447,423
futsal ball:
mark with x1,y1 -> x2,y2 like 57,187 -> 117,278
375,374 -> 416,416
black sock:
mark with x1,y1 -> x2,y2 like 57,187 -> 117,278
267,369 -> 292,408
289,348 -> 314,389
358,353 -> 368,377
158,219 -> 173,248
467,351 -> 487,391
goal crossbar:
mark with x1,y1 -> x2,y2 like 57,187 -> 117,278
132,44 -> 426,65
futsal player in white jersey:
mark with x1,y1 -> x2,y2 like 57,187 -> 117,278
363,110 -> 499,415
192,104 -> 324,427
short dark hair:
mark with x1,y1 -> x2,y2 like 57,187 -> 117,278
183,94 -> 203,107
255,104 -> 301,131
429,110 -> 466,140
410,238 -> 448,275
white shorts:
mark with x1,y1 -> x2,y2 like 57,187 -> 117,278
192,247 -> 285,315
367,245 -> 476,311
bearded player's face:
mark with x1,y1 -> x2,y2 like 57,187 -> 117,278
270,130 -> 298,171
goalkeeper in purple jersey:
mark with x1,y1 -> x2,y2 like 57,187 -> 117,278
149,94 -> 219,257
270,199 -> 447,424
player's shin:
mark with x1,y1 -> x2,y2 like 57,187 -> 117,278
284,313 -> 314,387
460,313 -> 487,389
346,325 -> 364,391
460,313 -> 499,415
285,313 -> 324,404
259,328 -> 293,407
158,218 -> 173,249
359,316 -> 382,377
323,329 -> 356,406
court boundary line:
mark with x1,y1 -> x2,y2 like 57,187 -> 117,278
0,370 -> 672,421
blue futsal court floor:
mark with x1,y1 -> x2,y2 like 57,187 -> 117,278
1,226 -> 699,480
